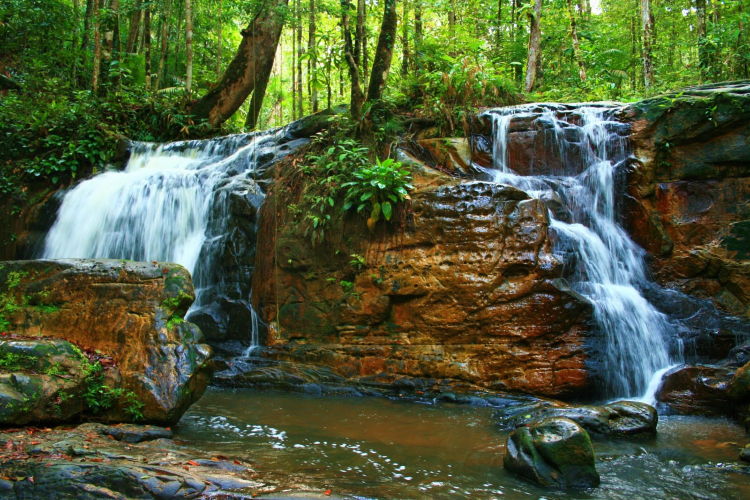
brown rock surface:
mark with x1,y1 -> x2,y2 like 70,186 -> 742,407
622,82 -> 750,320
0,259 -> 212,424
655,364 -> 735,416
252,159 -> 594,398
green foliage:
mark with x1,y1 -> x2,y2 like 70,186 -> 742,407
79,355 -> 144,421
0,270 -> 27,331
161,291 -> 195,310
166,315 -> 184,330
0,351 -> 39,371
349,254 -> 366,270
342,158 -> 413,228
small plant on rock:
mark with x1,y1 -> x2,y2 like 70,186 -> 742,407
342,158 -> 413,231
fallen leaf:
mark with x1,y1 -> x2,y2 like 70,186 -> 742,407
30,441 -> 40,445
28,477 -> 34,483
188,460 -> 199,466
211,457 -> 220,461
107,435 -> 115,440
183,466 -> 189,471
216,455 -> 228,460
325,489 -> 332,496
233,460 -> 241,465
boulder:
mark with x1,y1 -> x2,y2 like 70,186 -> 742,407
741,444 -> 750,462
0,259 -> 213,425
655,365 -> 734,416
496,400 -> 657,437
727,361 -> 750,401
252,174 -> 595,398
503,417 -> 600,488
623,82 -> 750,326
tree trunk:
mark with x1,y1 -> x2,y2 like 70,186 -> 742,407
495,0 -> 502,51
93,0 -> 102,92
524,0 -> 543,93
217,0 -> 222,79
358,0 -> 368,88
156,0 -> 172,91
186,0 -> 193,97
414,0 -> 422,69
191,0 -> 289,127
144,4 -> 151,89
296,0 -> 303,117
342,0 -> 365,119
82,0 -> 94,50
73,0 -> 80,82
366,0 -> 398,103
103,0 -> 121,85
401,0 -> 409,76
245,53 -> 274,130
448,0 -> 456,40
309,0 -> 318,112
641,0 -> 654,88
566,0 -> 586,81
126,0 -> 142,53
696,0 -> 708,79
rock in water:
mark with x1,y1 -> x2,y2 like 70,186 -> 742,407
503,417 -> 600,488
0,259 -> 213,425
727,361 -> 750,402
497,400 -> 657,437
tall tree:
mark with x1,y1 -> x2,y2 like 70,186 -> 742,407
342,0 -> 365,118
126,0 -> 143,53
696,0 -> 709,79
216,0 -> 222,79
191,0 -> 289,127
524,0 -> 543,92
186,0 -> 194,97
93,0 -> 102,92
296,0 -> 303,117
155,0 -> 173,90
566,0 -> 586,81
414,0 -> 422,69
641,0 -> 655,88
401,0 -> 409,76
144,3 -> 152,89
366,0 -> 398,103
309,0 -> 318,112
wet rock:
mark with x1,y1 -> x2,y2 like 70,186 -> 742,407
78,423 -> 173,443
655,365 -> 735,416
741,444 -> 750,462
503,417 -> 600,488
0,259 -> 213,425
496,400 -> 657,437
0,424 -> 262,499
252,174 -> 596,398
623,82 -> 750,323
727,361 -> 750,401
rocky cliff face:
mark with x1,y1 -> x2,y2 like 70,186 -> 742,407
0,259 -> 212,424
251,157 -> 594,398
622,82 -> 750,320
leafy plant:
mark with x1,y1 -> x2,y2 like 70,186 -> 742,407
350,254 -> 367,270
342,158 -> 413,231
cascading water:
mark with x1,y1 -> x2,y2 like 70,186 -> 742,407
42,128 -> 301,351
484,104 -> 681,399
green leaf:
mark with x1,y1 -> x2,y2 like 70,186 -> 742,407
360,192 -> 372,201
382,202 -> 392,221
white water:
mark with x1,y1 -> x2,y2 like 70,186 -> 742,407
484,104 -> 680,398
43,130 -> 287,353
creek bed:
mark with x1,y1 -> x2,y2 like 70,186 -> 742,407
175,388 -> 749,499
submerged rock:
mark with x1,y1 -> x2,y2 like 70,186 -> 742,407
496,400 -> 657,437
503,416 -> 600,488
727,361 -> 750,401
0,259 -> 213,425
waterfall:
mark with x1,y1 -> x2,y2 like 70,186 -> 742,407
42,128 -> 299,348
484,104 -> 680,398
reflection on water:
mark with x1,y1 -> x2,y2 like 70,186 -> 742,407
176,389 -> 749,499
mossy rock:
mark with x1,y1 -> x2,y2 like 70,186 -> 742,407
504,417 -> 600,488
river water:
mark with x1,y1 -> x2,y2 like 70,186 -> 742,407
177,388 -> 749,499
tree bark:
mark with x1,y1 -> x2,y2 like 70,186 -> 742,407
244,52 -> 274,129
126,0 -> 142,53
73,0 -> 81,82
641,0 -> 655,88
296,0 -> 303,117
566,0 -> 586,81
696,0 -> 708,79
342,0 -> 365,119
93,0 -> 102,92
191,0 -> 289,127
366,0 -> 398,103
186,0 -> 194,97
524,0 -> 543,93
82,0 -> 94,50
400,0 -> 409,76
144,4 -> 152,89
414,0 -> 422,69
357,0 -> 368,88
217,0 -> 222,79
309,0 -> 318,112
155,0 -> 172,91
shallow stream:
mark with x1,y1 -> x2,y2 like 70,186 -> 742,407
176,389 -> 749,499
